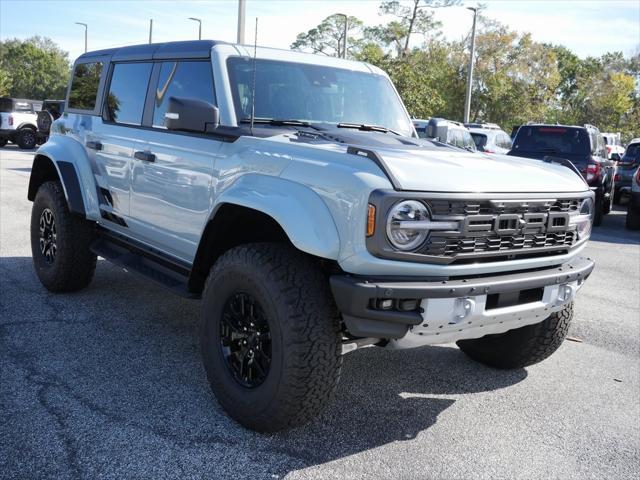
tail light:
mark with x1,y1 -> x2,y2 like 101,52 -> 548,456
606,145 -> 612,154
636,168 -> 640,187
584,161 -> 601,184
484,149 -> 494,154
614,173 -> 621,182
8,115 -> 13,126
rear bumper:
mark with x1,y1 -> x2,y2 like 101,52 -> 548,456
330,256 -> 595,339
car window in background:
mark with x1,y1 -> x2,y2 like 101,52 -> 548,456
499,133 -> 512,149
471,133 -> 487,149
106,62 -> 153,125
461,130 -> 476,151
512,126 -> 590,155
68,62 -> 103,110
622,143 -> 640,164
153,61 -> 216,128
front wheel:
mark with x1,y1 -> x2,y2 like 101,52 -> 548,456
200,243 -> 342,432
457,303 -> 573,369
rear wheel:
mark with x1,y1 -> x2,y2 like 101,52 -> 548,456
613,189 -> 623,205
30,181 -> 97,292
593,194 -> 604,226
0,138 -> 7,148
626,203 -> 640,230
17,128 -> 37,149
200,243 -> 342,432
457,303 -> 573,369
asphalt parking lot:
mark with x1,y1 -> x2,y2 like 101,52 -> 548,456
1,145 -> 639,480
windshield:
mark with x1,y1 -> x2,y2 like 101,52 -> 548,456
227,57 -> 414,137
512,126 -> 590,155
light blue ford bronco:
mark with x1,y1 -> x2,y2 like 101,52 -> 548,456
28,40 -> 595,431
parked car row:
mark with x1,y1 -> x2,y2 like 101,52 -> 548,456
413,115 -> 640,229
0,97 -> 65,149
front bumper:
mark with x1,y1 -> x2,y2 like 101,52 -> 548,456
330,255 -> 594,341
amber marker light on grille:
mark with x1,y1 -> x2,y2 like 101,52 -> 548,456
366,204 -> 376,237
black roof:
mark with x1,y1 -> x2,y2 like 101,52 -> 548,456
76,40 -> 226,63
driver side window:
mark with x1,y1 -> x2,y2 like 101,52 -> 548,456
152,61 -> 216,128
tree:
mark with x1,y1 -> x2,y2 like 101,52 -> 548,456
291,14 -> 364,59
0,68 -> 11,97
370,0 -> 459,57
0,36 -> 70,99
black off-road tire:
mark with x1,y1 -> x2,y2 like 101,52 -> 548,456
30,181 -> 97,292
626,204 -> 640,230
613,189 -> 623,205
456,302 -> 573,369
201,243 -> 342,432
593,194 -> 604,226
17,128 -> 37,149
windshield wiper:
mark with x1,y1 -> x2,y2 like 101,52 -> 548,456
336,123 -> 400,135
240,118 -> 323,131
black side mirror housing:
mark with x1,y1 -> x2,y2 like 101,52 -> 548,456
610,153 -> 621,162
165,97 -> 219,133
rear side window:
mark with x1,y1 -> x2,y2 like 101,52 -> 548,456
106,62 -> 153,125
471,133 -> 487,149
512,126 -> 590,155
624,143 -> 640,160
68,62 -> 103,111
498,133 -> 512,149
152,61 -> 215,128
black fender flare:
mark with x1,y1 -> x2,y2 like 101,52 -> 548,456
28,154 -> 86,216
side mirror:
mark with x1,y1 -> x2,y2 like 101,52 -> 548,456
610,153 -> 621,162
165,97 -> 219,133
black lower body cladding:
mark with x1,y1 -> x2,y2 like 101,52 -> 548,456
330,256 -> 594,339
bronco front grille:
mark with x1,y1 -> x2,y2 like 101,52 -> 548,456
425,231 -> 577,257
366,191 -> 590,265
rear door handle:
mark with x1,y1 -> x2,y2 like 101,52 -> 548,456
86,140 -> 102,151
134,150 -> 156,162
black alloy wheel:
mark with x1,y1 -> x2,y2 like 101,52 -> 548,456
219,292 -> 272,388
38,208 -> 57,264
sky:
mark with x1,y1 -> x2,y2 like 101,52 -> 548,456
0,0 -> 638,62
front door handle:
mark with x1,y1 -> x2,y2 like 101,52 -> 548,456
134,150 -> 156,162
86,140 -> 102,151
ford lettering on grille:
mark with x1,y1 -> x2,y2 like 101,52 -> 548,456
461,212 -> 570,236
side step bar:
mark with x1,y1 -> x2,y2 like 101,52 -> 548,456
91,230 -> 199,299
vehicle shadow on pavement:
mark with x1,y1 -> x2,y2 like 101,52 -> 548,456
1,256 -> 527,479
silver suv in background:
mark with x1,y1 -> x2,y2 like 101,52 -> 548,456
466,123 -> 513,154
422,117 -> 476,151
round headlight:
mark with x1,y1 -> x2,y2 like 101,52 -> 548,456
574,197 -> 594,239
386,200 -> 430,251
579,197 -> 594,216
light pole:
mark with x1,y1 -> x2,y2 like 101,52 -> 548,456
188,17 -> 202,40
75,22 -> 87,53
237,0 -> 246,44
335,13 -> 348,58
149,19 -> 153,44
463,7 -> 477,124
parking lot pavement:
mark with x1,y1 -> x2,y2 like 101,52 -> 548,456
1,144 -> 639,480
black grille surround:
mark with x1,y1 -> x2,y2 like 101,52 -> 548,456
366,190 -> 593,265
